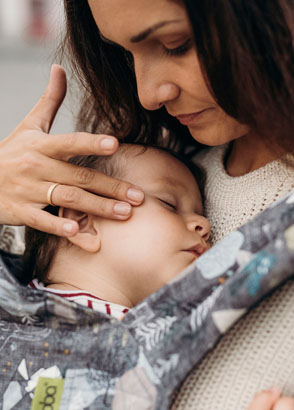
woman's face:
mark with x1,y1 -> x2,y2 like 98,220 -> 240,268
88,0 -> 249,146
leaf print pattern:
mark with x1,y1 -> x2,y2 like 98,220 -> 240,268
135,316 -> 177,351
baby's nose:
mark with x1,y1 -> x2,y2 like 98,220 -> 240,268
187,215 -> 210,241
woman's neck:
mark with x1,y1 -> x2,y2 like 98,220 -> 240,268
225,131 -> 283,177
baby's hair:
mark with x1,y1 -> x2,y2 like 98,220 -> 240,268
23,144 -> 204,284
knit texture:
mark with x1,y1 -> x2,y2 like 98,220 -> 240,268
196,144 -> 294,245
172,144 -> 294,410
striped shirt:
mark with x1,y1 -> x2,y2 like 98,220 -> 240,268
29,279 -> 129,320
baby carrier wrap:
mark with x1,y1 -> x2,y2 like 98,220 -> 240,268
0,193 -> 294,410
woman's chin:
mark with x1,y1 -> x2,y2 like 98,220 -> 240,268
187,117 -> 250,147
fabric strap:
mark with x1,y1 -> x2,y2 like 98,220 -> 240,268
0,193 -> 293,409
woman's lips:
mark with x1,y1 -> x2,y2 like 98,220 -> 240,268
176,109 -> 209,125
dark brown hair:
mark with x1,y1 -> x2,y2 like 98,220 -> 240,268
184,0 -> 294,151
23,144 -> 204,284
60,0 -> 294,154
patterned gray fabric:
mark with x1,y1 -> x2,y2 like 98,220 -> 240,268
0,193 -> 294,409
0,226 -> 24,255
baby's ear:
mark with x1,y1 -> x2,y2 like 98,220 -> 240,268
59,208 -> 101,253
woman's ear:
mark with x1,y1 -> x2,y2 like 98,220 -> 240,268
59,208 -> 101,253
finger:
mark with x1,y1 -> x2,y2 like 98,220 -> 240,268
247,390 -> 281,410
273,398 -> 294,410
43,160 -> 144,205
48,184 -> 134,219
40,133 -> 119,160
24,207 -> 79,237
24,64 -> 67,133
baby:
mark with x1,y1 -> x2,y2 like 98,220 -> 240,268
23,144 -> 294,410
25,144 -> 210,318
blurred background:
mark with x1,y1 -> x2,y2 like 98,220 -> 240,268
0,0 -> 75,140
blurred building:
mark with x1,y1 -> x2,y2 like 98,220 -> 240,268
0,0 -> 64,42
0,0 -> 74,140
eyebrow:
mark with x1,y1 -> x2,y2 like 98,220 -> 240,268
99,19 -> 182,46
154,176 -> 187,191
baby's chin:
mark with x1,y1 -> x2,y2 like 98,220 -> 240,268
134,251 -> 209,303
159,253 -> 201,285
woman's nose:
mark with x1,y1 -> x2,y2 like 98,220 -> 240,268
134,60 -> 180,110
138,81 -> 180,111
187,216 -> 210,241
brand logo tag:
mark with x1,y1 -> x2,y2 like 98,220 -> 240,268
31,377 -> 65,410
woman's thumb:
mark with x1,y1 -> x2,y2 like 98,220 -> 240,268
24,64 -> 67,134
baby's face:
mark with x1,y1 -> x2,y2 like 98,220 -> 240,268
98,148 -> 210,305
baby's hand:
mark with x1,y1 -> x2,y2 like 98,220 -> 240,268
247,389 -> 294,410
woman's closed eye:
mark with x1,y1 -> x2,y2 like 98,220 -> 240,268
163,38 -> 192,57
158,198 -> 177,211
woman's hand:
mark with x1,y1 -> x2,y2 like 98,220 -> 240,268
247,389 -> 294,410
0,65 -> 144,237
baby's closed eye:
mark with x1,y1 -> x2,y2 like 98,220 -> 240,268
157,198 -> 177,211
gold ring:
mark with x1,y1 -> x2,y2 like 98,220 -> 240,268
47,183 -> 60,206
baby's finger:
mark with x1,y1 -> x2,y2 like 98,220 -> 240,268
40,133 -> 119,160
46,184 -> 133,220
247,390 -> 281,410
273,397 -> 294,410
23,207 -> 79,237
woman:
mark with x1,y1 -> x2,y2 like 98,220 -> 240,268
0,0 -> 293,408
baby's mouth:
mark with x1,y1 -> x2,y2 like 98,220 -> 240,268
184,243 -> 208,258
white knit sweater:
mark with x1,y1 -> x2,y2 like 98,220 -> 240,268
172,144 -> 294,410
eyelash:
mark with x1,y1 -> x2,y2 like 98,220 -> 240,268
159,199 -> 177,211
163,39 -> 192,57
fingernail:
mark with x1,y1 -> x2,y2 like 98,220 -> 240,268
101,138 -> 116,150
114,202 -> 132,216
63,223 -> 75,235
127,188 -> 144,202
